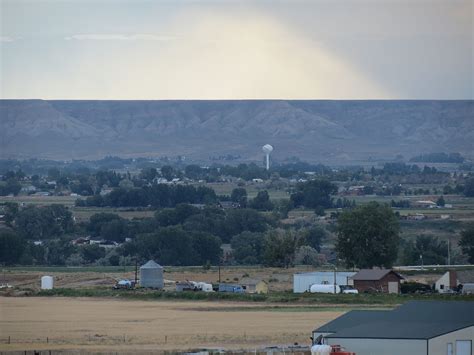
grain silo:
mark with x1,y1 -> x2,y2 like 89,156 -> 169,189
140,260 -> 163,289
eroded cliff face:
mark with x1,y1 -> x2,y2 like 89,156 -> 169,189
1,99 -> 473,162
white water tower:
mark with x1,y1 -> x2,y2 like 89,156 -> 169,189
262,144 -> 273,170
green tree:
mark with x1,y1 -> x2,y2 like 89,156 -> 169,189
139,168 -> 157,182
464,178 -> 474,197
230,187 -> 247,207
459,226 -> 474,263
249,190 -> 274,211
290,179 -> 337,209
224,209 -> 270,241
231,232 -> 265,264
190,232 -> 222,264
0,230 -> 26,265
87,213 -> 122,236
401,236 -> 448,265
81,244 -> 106,263
302,225 -> 327,252
263,229 -> 302,268
295,245 -> 320,266
436,196 -> 446,207
336,202 -> 400,268
15,205 -> 73,240
160,165 -> 175,181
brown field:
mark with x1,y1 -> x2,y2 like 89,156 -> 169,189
0,297 -> 342,353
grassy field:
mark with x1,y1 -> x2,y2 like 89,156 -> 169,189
206,182 -> 290,200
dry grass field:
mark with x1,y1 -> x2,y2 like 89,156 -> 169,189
0,297 -> 342,353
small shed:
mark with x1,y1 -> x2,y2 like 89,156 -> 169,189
350,269 -> 403,294
242,280 -> 268,294
140,260 -> 164,289
176,281 -> 196,292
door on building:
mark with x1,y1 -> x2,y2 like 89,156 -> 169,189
388,282 -> 399,294
456,340 -> 472,355
448,343 -> 453,355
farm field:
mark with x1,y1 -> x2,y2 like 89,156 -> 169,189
0,297 -> 342,352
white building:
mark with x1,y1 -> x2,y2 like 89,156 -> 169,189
435,270 -> 474,294
293,271 -> 356,293
313,301 -> 473,355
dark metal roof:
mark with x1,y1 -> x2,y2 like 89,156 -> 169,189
351,269 -> 403,281
315,301 -> 474,340
313,310 -> 389,333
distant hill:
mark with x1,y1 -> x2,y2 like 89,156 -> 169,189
1,100 -> 473,163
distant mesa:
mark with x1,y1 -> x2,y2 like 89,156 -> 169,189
0,99 -> 472,162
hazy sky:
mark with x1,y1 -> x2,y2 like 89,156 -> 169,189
1,0 -> 472,99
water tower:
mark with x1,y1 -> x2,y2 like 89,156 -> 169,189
262,144 -> 273,170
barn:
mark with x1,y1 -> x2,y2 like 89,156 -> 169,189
293,271 -> 356,293
313,301 -> 473,355
350,269 -> 403,294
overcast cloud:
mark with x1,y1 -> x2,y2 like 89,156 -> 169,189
0,0 -> 472,99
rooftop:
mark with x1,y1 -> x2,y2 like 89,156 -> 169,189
350,269 -> 403,281
314,301 -> 474,340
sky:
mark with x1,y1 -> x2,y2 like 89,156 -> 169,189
0,0 -> 472,99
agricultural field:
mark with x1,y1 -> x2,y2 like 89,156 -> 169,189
0,297 -> 342,353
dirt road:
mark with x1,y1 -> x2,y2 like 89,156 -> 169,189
0,297 -> 342,352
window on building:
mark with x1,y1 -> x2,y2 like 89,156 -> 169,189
447,343 -> 453,355
440,284 -> 444,289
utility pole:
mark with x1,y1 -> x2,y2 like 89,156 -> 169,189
134,257 -> 138,286
447,238 -> 451,266
334,265 -> 337,294
420,254 -> 424,270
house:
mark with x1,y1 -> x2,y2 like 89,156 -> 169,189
218,201 -> 240,209
242,280 -> 268,294
312,301 -> 473,355
350,269 -> 403,294
293,271 -> 356,293
435,270 -> 474,294
414,200 -> 437,208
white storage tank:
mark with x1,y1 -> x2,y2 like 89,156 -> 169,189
140,260 -> 164,289
41,275 -> 54,290
311,344 -> 331,355
196,282 -> 213,292
310,284 -> 341,294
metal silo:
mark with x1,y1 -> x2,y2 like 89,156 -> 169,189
140,260 -> 164,289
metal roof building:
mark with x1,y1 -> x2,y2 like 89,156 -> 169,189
313,301 -> 473,355
293,271 -> 356,293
